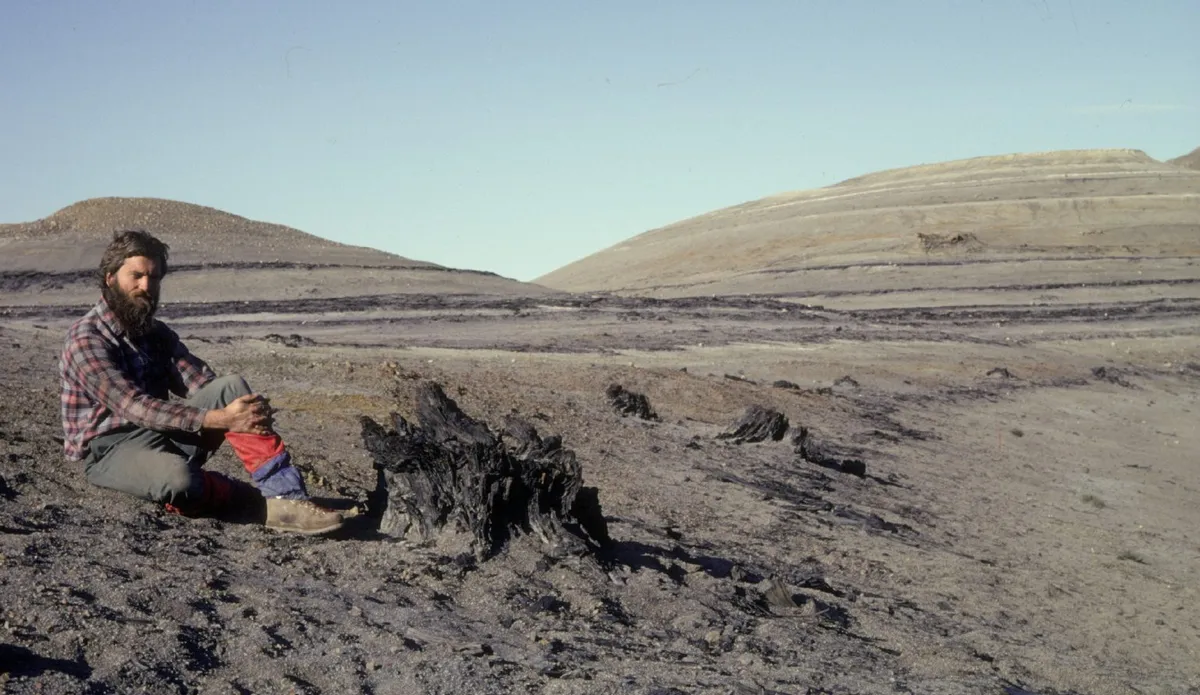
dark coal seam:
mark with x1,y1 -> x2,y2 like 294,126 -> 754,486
3,291 -> 1197,326
843,300 -> 1200,323
175,297 -> 1200,324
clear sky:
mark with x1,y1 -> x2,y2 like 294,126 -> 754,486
1,1 -> 1196,281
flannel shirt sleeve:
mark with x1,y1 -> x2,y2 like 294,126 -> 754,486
161,325 -> 216,398
67,328 -> 208,433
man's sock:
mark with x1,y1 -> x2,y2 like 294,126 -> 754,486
164,470 -> 239,516
225,432 -> 308,499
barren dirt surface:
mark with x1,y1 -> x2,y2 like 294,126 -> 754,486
2,286 -> 1198,694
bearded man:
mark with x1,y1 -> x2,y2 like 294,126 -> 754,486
58,229 -> 344,534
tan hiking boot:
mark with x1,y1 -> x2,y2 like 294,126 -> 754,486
264,498 -> 345,535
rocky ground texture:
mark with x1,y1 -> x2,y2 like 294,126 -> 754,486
2,290 -> 1198,694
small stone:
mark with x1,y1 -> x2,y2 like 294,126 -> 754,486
451,643 -> 489,657
535,595 -> 561,613
765,577 -> 797,608
704,630 -> 721,645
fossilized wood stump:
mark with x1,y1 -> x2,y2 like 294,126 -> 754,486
717,405 -> 789,443
793,427 -> 867,478
360,382 -> 610,560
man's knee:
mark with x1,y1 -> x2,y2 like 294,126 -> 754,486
192,374 -> 253,409
212,374 -> 252,400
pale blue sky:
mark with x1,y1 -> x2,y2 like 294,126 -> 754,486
1,1 -> 1196,281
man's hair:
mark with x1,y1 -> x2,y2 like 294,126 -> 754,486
98,230 -> 170,289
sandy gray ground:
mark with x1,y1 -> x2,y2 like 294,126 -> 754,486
2,285 -> 1198,694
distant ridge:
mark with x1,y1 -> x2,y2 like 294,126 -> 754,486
536,148 -> 1200,299
0,197 -> 553,304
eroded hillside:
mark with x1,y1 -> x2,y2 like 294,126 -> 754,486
0,197 -> 553,305
536,148 -> 1200,307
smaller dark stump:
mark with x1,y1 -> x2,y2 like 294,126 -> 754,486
605,384 -> 659,421
794,427 -> 867,478
717,405 -> 789,444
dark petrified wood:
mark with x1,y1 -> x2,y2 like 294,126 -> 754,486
360,382 -> 610,560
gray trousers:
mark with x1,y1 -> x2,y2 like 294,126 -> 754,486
84,375 -> 253,507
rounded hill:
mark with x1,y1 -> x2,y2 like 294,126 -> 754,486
0,197 -> 553,305
536,148 -> 1200,306
0,197 -> 438,273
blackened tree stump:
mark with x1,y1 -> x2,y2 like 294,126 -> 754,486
359,382 -> 610,560
793,427 -> 867,478
717,405 -> 789,443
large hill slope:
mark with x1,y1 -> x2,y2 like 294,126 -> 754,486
537,148 -> 1200,307
1169,146 -> 1200,171
0,197 -> 551,305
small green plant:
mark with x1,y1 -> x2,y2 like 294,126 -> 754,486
1081,494 -> 1106,509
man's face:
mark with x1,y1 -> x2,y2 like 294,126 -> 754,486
104,256 -> 162,337
107,256 -> 161,309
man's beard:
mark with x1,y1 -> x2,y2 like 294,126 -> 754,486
103,284 -> 158,339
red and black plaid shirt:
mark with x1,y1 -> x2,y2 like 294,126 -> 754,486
58,298 -> 216,461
